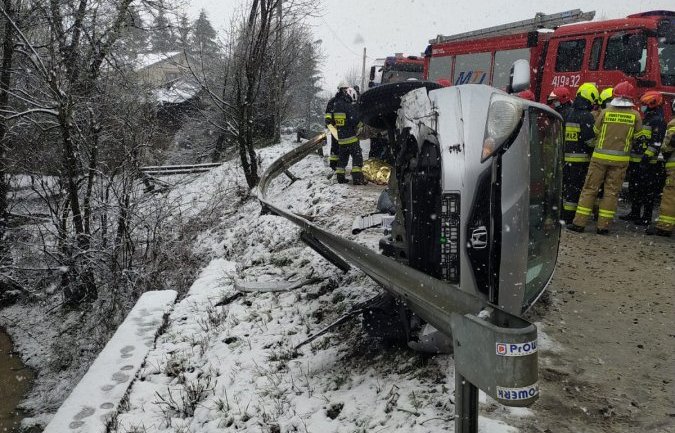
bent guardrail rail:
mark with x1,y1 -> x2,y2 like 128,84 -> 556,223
257,133 -> 540,430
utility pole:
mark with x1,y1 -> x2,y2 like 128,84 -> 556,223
361,47 -> 366,91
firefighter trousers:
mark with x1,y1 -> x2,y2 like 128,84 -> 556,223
562,161 -> 589,223
655,168 -> 675,232
336,142 -> 364,179
329,137 -> 339,170
573,160 -> 628,230
632,162 -> 664,218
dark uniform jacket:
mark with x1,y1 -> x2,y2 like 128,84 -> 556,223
563,97 -> 596,163
639,107 -> 666,163
327,92 -> 360,145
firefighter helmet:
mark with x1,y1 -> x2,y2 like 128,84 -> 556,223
599,87 -> 613,105
613,81 -> 636,101
548,87 -> 572,105
345,87 -> 358,103
517,89 -> 535,101
337,80 -> 350,89
576,83 -> 599,105
639,91 -> 663,109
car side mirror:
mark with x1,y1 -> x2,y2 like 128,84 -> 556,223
509,59 -> 531,94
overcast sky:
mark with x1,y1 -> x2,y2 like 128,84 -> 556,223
186,0 -> 674,93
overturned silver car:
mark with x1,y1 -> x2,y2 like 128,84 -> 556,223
359,81 -> 563,318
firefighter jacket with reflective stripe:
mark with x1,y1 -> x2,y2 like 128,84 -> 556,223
324,96 -> 335,127
328,92 -> 360,145
630,107 -> 665,163
592,105 -> 644,166
663,119 -> 675,169
563,97 -> 595,163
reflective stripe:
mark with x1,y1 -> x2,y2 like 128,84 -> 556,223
338,136 -> 359,145
565,123 -> 581,142
576,206 -> 592,216
333,112 -> 347,126
329,155 -> 339,161
324,113 -> 332,118
593,149 -> 630,162
351,166 -> 362,173
564,152 -> 590,163
657,214 -> 675,224
629,153 -> 642,163
563,202 -> 578,211
633,128 -> 650,139
644,147 -> 657,157
666,161 -> 675,169
335,168 -> 346,174
598,209 -> 615,218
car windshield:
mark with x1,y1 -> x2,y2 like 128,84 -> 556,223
524,108 -> 563,308
659,37 -> 675,86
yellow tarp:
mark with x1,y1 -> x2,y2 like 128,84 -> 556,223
362,159 -> 392,185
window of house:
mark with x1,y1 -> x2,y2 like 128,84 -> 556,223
555,39 -> 586,72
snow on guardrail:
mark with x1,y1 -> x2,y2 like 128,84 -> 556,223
43,290 -> 177,433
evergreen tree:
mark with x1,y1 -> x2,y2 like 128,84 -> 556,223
121,6 -> 148,54
150,9 -> 177,52
190,10 -> 218,55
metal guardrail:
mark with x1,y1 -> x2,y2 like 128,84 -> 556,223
257,133 -> 487,335
257,134 -> 540,432
139,163 -> 221,176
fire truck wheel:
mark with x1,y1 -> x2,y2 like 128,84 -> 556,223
358,81 -> 442,130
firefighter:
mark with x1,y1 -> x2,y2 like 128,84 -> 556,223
646,110 -> 675,237
327,85 -> 366,185
621,91 -> 666,225
547,86 -> 573,119
599,87 -> 613,109
324,82 -> 349,170
561,82 -> 598,224
517,89 -> 535,101
569,81 -> 648,234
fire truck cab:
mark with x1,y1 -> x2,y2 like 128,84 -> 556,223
369,54 -> 425,88
425,9 -> 675,120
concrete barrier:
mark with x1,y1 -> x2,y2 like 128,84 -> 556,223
43,290 -> 177,433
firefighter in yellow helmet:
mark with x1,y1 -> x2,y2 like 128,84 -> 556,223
561,82 -> 598,223
568,81 -> 648,234
646,103 -> 675,237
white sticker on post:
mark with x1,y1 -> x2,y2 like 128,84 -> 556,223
495,340 -> 537,356
496,382 -> 539,401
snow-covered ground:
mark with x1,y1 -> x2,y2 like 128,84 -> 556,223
99,136 -> 523,432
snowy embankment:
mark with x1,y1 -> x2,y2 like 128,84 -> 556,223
101,136 -> 521,433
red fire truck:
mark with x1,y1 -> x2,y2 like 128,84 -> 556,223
369,54 -> 425,88
424,9 -> 675,120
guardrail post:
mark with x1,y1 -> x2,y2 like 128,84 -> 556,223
451,310 -> 539,432
455,372 -> 479,433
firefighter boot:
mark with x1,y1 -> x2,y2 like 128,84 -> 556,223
336,172 -> 349,184
618,209 -> 640,222
352,171 -> 368,186
636,205 -> 654,226
645,225 -> 672,237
